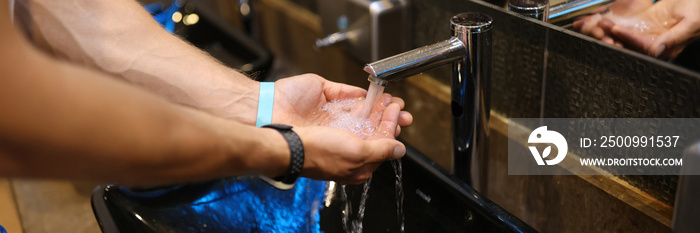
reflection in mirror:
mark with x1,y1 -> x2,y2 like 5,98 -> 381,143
548,0 -> 614,26
506,0 -> 700,73
568,0 -> 700,72
508,0 -> 550,22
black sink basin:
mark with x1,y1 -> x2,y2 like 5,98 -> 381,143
92,144 -> 536,233
319,146 -> 536,233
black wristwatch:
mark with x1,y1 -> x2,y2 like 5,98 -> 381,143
260,124 -> 304,190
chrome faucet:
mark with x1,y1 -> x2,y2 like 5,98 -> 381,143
548,0 -> 615,26
363,12 -> 492,188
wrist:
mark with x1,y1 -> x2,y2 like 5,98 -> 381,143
255,82 -> 275,127
259,124 -> 305,190
253,127 -> 290,178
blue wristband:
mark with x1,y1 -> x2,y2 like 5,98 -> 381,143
256,82 -> 275,127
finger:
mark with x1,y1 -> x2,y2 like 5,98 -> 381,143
395,125 -> 401,137
324,82 -> 368,100
610,24 -> 654,52
350,165 -> 375,184
374,103 -> 401,139
573,16 -> 592,31
650,19 -> 699,58
573,20 -> 584,31
602,36 -> 615,45
581,14 -> 603,35
364,138 -> 406,162
592,27 -> 606,39
598,18 -> 615,34
362,162 -> 382,177
378,94 -> 393,107
398,111 -> 413,127
391,96 -> 406,109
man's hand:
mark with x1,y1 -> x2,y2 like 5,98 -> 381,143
272,74 -> 413,136
293,99 -> 407,184
269,74 -> 412,184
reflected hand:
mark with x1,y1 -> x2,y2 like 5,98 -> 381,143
602,0 -> 700,58
271,73 -> 413,137
573,0 -> 653,46
574,0 -> 700,59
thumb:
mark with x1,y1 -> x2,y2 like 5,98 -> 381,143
364,138 -> 406,162
650,19 -> 698,58
324,82 -> 368,100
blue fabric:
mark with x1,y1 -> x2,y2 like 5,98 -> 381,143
0,224 -> 6,233
256,82 -> 275,127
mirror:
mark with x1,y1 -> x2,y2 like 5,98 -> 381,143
500,0 -> 700,73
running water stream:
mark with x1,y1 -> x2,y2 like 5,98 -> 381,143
358,83 -> 385,119
392,160 -> 405,233
317,79 -> 405,233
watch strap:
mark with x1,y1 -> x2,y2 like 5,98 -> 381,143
261,124 -> 304,190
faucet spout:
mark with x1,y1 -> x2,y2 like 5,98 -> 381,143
364,38 -> 467,86
363,12 -> 492,189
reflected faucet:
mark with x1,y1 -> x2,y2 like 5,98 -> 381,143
363,12 -> 492,188
548,0 -> 615,26
508,0 -> 550,22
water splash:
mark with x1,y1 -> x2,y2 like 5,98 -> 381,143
392,160 -> 405,233
354,178 -> 372,233
319,98 -> 377,139
340,184 -> 352,233
340,178 -> 372,233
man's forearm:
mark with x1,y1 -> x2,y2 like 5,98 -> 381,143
0,15 -> 288,185
26,0 -> 260,124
